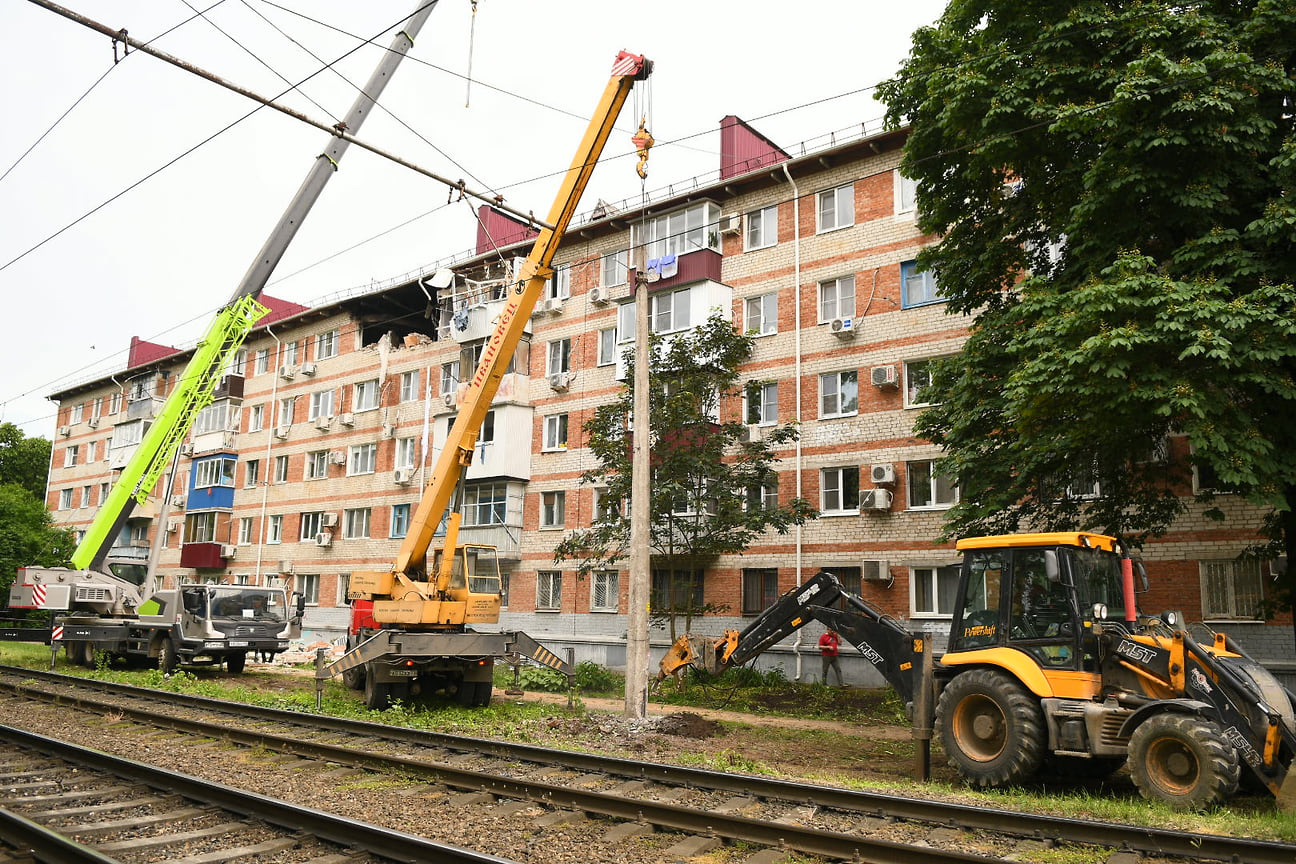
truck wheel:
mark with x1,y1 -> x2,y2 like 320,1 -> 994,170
364,673 -> 391,710
225,652 -> 246,675
1128,713 -> 1239,809
471,681 -> 492,707
341,664 -> 366,691
937,668 -> 1045,787
159,639 -> 179,675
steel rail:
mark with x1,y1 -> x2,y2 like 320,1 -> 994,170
0,806 -> 124,864
0,723 -> 519,864
4,666 -> 1293,863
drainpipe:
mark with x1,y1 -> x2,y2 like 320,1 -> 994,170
254,326 -> 282,586
783,162 -> 805,681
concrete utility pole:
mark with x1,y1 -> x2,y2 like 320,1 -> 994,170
625,264 -> 652,719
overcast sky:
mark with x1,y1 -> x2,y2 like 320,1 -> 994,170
0,0 -> 947,437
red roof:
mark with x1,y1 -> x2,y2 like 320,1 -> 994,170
475,205 -> 539,255
719,115 -> 789,180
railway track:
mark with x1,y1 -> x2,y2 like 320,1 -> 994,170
1,665 -> 1291,864
0,723 -> 521,864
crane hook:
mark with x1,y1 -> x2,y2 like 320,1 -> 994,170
631,118 -> 654,180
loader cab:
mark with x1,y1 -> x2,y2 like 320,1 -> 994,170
950,533 -> 1128,672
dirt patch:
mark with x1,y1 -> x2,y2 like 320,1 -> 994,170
655,711 -> 720,738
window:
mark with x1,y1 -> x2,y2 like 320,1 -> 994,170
277,398 -> 294,427
344,508 -> 371,539
817,183 -> 854,232
901,259 -> 945,308
593,488 -> 620,523
55,488 -> 71,510
309,390 -> 334,420
305,450 -> 328,480
354,380 -> 379,412
185,511 -> 217,543
537,571 -> 562,611
742,568 -> 779,614
600,250 -> 628,287
907,460 -> 958,509
249,404 -> 265,432
543,414 -> 569,451
597,327 -> 618,366
1194,452 -> 1242,494
895,170 -> 918,216
905,360 -> 937,408
299,512 -> 323,541
912,565 -> 960,616
396,437 -> 417,470
267,515 -> 283,544
282,341 -> 298,366
440,361 -> 460,395
821,467 -> 859,514
99,482 -> 109,503
399,370 -> 420,403
447,411 -> 494,445
238,517 -> 253,545
745,381 -> 778,426
70,403 -> 84,424
819,276 -> 855,323
86,441 -> 96,463
632,201 -> 721,261
463,482 -> 508,526
499,572 -> 511,608
1200,559 -> 1264,620
65,445 -> 79,468
194,458 -> 235,488
337,573 -> 352,606
745,205 -> 778,251
81,486 -> 92,508
109,392 -> 123,415
746,483 -> 778,511
546,339 -> 571,376
744,292 -> 778,336
390,504 -> 410,538
349,443 -> 377,475
193,401 -> 232,435
227,349 -> 247,378
316,329 -> 339,360
650,286 -> 692,334
274,455 -> 290,484
540,491 -> 566,528
592,570 -> 618,612
651,569 -> 704,610
820,371 -> 858,418
114,420 -> 144,447
245,459 -> 260,487
254,348 -> 270,375
299,574 -> 320,606
547,266 -> 571,300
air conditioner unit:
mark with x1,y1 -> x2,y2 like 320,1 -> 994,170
589,287 -> 610,305
166,519 -> 181,533
871,463 -> 896,485
394,468 -> 413,485
180,443 -> 194,456
320,511 -> 338,527
338,413 -> 355,426
315,532 -> 332,547
278,560 -> 295,575
861,559 -> 891,583
442,392 -> 456,408
314,415 -> 332,430
278,365 -> 296,380
58,426 -> 71,437
220,544 -> 237,559
170,495 -> 185,508
329,451 -> 347,466
548,372 -> 571,392
274,426 -> 290,439
871,365 -> 899,388
829,317 -> 854,337
86,417 -> 99,429
859,488 -> 894,512
299,362 -> 317,376
719,213 -> 742,235
381,424 -> 395,440
745,424 -> 769,443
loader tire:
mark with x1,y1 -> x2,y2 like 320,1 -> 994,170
937,668 -> 1045,787
1128,713 -> 1239,809
225,651 -> 246,675
364,672 -> 391,711
341,663 -> 365,691
159,638 -> 179,675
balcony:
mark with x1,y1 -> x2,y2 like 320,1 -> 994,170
213,375 -> 244,400
450,300 -> 534,345
457,523 -> 523,562
648,248 -> 721,292
180,542 -> 225,569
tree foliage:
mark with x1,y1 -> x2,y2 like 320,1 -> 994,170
878,1 -> 1296,610
0,422 -> 52,498
553,314 -> 816,637
0,483 -> 75,606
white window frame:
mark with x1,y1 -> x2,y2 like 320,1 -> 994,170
348,443 -> 377,476
281,340 -> 299,366
744,205 -> 778,251
65,445 -> 79,468
819,370 -> 858,418
547,266 -> 571,300
315,329 -> 339,360
305,450 -> 328,480
58,488 -> 73,510
591,570 -> 619,612
343,507 -> 371,540
254,348 -> 270,375
818,276 -> 856,323
631,201 -> 721,261
745,381 -> 778,426
463,482 -> 508,526
904,359 -> 937,409
907,460 -> 958,510
193,401 -> 231,436
354,379 -> 380,412
816,183 -> 854,233
267,514 -> 283,545
543,414 -> 569,451
911,564 -> 961,618
546,339 -> 571,376
536,571 -> 562,611
238,517 -> 253,545
244,459 -> 260,488
440,361 -> 460,395
597,327 -> 618,366
277,398 -> 294,427
744,292 -> 778,336
894,170 -> 918,218
194,458 -> 235,488
249,404 -> 265,432
299,511 -> 323,542
820,467 -> 860,515
273,455 -> 289,484
600,250 -> 628,288
540,490 -> 566,529
299,574 -> 320,606
399,370 -> 420,403
308,390 -> 333,420
395,437 -> 417,471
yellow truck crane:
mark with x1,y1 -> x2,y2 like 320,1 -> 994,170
328,50 -> 653,710
661,532 -> 1296,810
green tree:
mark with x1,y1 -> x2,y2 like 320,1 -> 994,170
878,2 -> 1296,617
0,422 -> 52,498
0,483 -> 75,606
553,314 -> 816,639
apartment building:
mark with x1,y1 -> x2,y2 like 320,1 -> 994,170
45,117 -> 1292,684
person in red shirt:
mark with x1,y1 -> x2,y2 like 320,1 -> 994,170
818,628 -> 842,686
